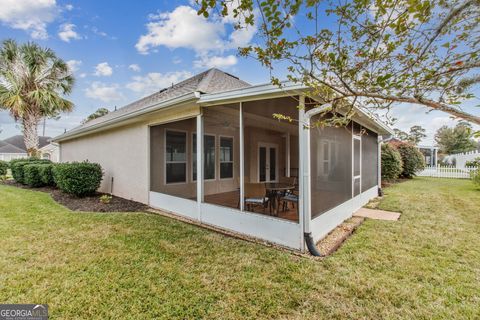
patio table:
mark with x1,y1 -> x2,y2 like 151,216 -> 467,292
265,183 -> 295,215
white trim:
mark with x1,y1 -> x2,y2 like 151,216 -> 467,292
285,133 -> 290,177
196,114 -> 204,219
239,102 -> 245,212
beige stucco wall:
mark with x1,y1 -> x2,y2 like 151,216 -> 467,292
60,123 -> 150,203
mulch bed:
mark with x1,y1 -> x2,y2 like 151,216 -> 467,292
2,180 -> 148,213
316,216 -> 365,256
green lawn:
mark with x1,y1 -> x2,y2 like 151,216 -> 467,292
0,178 -> 479,319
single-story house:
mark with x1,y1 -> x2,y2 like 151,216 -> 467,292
0,135 -> 54,161
53,68 -> 392,253
417,145 -> 438,167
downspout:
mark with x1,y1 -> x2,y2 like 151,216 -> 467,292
300,101 -> 332,257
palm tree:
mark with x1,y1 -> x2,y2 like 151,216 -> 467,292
0,39 -> 74,156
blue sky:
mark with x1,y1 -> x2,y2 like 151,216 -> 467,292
0,0 -> 478,144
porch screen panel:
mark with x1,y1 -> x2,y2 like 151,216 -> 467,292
150,118 -> 197,200
203,105 -> 240,209
310,115 -> 352,219
243,97 -> 299,222
361,127 -> 378,191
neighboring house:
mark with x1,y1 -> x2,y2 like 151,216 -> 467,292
39,142 -> 60,162
53,68 -> 392,253
418,145 -> 438,167
0,135 -> 52,161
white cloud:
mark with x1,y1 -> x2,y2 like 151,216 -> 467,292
66,59 -> 82,73
194,55 -> 237,69
126,71 -> 192,97
58,23 -> 81,42
136,5 -> 256,57
136,6 -> 225,55
94,62 -> 113,77
85,82 -> 123,102
128,64 -> 141,72
65,4 -> 73,11
0,0 -> 58,39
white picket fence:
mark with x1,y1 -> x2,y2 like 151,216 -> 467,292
417,165 -> 478,179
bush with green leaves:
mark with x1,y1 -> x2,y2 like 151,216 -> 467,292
0,160 -> 8,176
465,157 -> 480,168
381,143 -> 403,181
24,164 -> 45,187
471,169 -> 480,189
390,141 -> 426,178
37,164 -> 55,186
53,162 -> 103,197
11,158 -> 51,184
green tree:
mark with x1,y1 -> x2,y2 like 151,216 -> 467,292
408,125 -> 427,145
0,39 -> 74,155
82,107 -> 109,124
394,128 -> 409,141
197,0 -> 480,125
434,121 -> 477,154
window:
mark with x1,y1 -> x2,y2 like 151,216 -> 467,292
220,137 -> 234,179
192,134 -> 216,180
165,130 -> 187,184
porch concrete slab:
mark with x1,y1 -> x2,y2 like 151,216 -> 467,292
353,208 -> 401,221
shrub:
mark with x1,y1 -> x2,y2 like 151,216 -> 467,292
0,160 -> 8,176
53,162 -> 103,197
100,194 -> 112,204
471,169 -> 480,188
465,157 -> 480,167
38,164 -> 55,186
381,143 -> 403,181
11,158 -> 51,184
390,141 -> 426,178
24,164 -> 45,188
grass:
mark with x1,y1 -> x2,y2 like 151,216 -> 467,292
0,177 -> 479,319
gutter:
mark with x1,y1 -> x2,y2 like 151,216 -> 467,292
53,92 -> 199,142
300,102 -> 332,257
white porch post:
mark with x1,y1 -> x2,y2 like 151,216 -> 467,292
434,148 -> 438,167
298,95 -> 309,251
285,133 -> 291,177
239,102 -> 245,211
196,113 -> 204,221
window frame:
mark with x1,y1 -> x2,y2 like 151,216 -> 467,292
219,135 -> 234,180
192,132 -> 217,182
164,129 -> 188,185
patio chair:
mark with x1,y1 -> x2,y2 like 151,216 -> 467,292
280,188 -> 299,213
244,183 -> 269,213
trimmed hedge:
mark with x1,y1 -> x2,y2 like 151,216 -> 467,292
24,164 -> 45,188
381,143 -> 403,181
11,158 -> 51,184
53,162 -> 103,197
0,160 -> 8,176
390,141 -> 426,178
38,164 -> 55,186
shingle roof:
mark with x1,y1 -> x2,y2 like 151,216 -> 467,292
0,135 -> 51,154
69,68 -> 250,133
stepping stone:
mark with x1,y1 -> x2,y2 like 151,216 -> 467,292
354,207 -> 401,221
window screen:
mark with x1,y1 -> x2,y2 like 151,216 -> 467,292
310,115 -> 352,218
220,137 -> 234,179
192,134 -> 215,180
166,131 -> 187,183
361,127 -> 378,190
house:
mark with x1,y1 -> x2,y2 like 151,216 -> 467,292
0,135 -> 54,161
53,68 -> 392,253
417,145 -> 438,167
